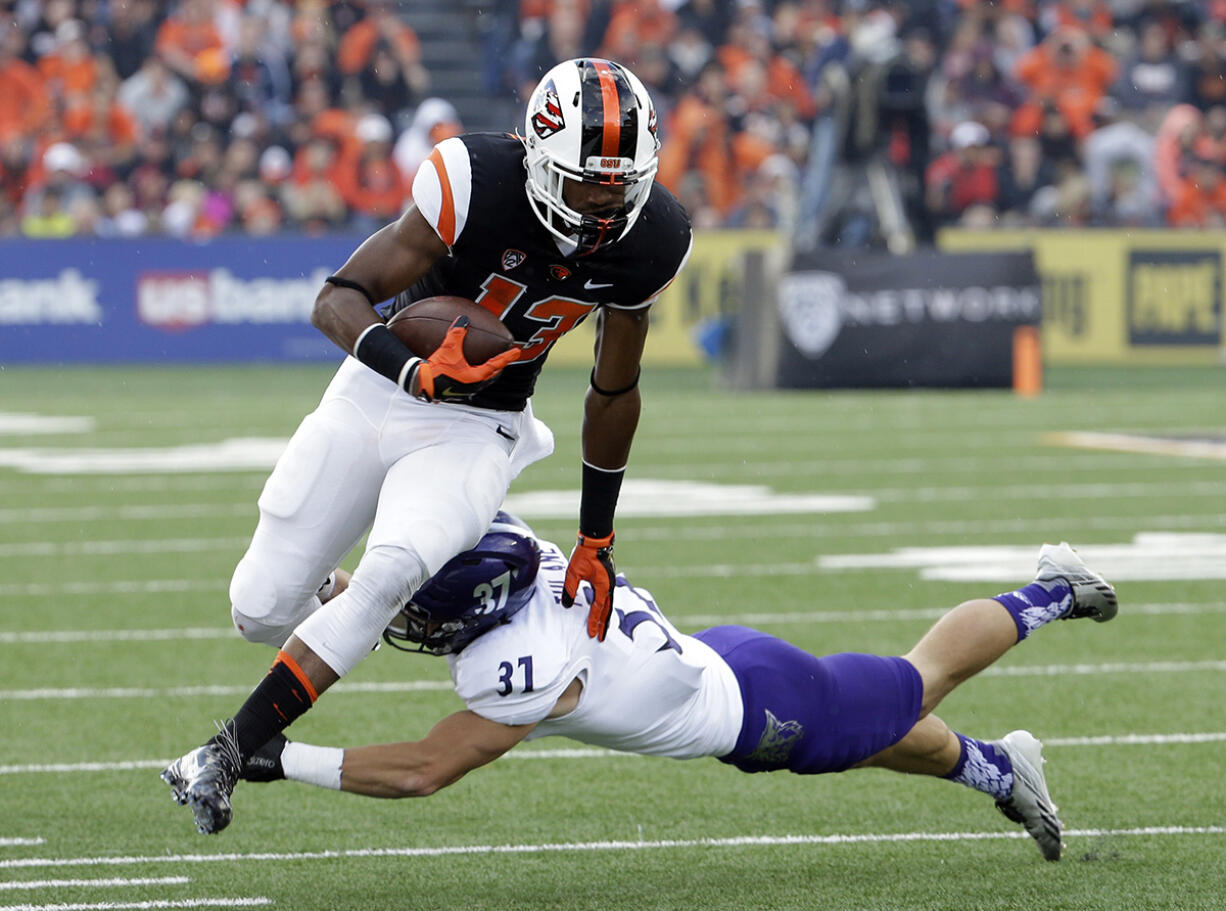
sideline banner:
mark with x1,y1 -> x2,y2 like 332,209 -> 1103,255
777,250 -> 1040,388
940,229 -> 1224,365
0,230 -> 782,366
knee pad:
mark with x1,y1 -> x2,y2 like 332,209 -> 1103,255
294,544 -> 429,679
230,604 -> 300,648
229,553 -> 318,647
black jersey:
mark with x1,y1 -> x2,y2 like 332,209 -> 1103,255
391,132 -> 692,411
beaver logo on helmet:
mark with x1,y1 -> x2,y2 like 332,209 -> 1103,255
531,87 -> 565,139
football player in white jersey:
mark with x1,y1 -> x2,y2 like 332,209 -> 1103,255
161,59 -> 692,837
226,513 -> 1118,862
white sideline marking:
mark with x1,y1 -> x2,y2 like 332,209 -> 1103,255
0,581 -> 226,598
820,533 -> 1226,582
0,538 -> 251,558
2,601 -> 1221,646
0,681 -> 453,701
0,629 -> 239,645
0,879 -> 189,892
0,901 -> 270,911
982,660 -> 1226,677
7,509 -> 1226,557
0,438 -> 288,474
1,828 -> 1221,870
0,839 -> 44,847
3,733 -> 1223,777
1048,431 -> 1226,461
0,414 -> 94,436
6,478 -> 1226,528
4,658 -> 1226,703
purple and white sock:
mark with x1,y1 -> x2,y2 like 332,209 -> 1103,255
993,579 -> 1073,642
944,732 -> 1014,801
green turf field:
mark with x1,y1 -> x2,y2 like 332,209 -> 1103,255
1,363 -> 1225,910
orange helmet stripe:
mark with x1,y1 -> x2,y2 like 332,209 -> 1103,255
427,147 -> 456,245
593,60 -> 621,159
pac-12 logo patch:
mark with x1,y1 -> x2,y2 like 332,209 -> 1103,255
531,87 -> 565,139
502,249 -> 526,271
549,264 -> 571,281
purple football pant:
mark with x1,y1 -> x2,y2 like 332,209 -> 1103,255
693,625 -> 923,775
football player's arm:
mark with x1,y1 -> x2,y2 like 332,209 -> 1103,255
312,205 -> 519,400
310,204 -> 447,353
338,710 -> 536,798
561,305 -> 649,639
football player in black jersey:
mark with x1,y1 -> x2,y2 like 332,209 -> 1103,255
161,58 -> 693,836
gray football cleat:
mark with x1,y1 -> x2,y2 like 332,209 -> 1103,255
1036,541 -> 1118,623
160,722 -> 241,835
995,730 -> 1063,861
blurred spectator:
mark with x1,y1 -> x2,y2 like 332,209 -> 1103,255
393,98 -> 462,183
104,0 -> 159,81
97,181 -> 149,237
997,135 -> 1056,216
37,19 -> 98,111
23,142 -> 96,218
155,0 -> 226,86
337,0 -> 428,105
284,136 -> 348,233
118,56 -> 190,137
0,0 -> 1221,239
0,24 -> 51,143
334,113 -> 409,229
924,120 -> 1001,224
1114,21 -> 1187,125
1166,155 -> 1226,226
230,14 -> 291,125
1013,28 -> 1116,138
21,184 -> 75,237
1083,97 -> 1159,223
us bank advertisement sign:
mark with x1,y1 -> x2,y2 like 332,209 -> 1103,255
0,237 -> 357,363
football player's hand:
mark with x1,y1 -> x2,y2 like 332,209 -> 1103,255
240,733 -> 288,783
561,531 -> 616,640
408,316 -> 522,402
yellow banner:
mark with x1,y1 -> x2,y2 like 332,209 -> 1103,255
547,229 -> 783,367
940,229 -> 1224,365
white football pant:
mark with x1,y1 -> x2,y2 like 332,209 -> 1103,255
230,357 -> 554,677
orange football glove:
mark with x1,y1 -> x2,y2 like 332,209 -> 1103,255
409,316 -> 522,402
561,531 -> 616,640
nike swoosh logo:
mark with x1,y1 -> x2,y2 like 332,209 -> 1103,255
584,280 -> 614,290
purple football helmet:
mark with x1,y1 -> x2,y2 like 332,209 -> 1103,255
383,511 -> 541,655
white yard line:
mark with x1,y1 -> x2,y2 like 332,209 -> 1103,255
4,479 -> 1226,527
3,601 -> 1220,646
0,879 -> 189,893
0,681 -> 453,701
0,828 -> 1221,870
7,512 -> 1226,558
0,900 -> 269,911
2,733 -> 1222,777
0,840 -> 45,847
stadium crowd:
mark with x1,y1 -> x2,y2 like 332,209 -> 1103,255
0,0 -> 1223,243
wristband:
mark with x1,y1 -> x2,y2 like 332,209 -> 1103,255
324,275 -> 378,306
589,367 -> 640,397
353,323 -> 421,392
579,460 -> 625,539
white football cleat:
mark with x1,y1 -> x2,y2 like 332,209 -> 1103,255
1036,541 -> 1118,623
994,730 -> 1063,861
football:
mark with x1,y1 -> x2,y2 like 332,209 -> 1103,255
386,296 -> 515,363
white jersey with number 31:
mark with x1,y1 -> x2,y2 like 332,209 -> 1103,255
447,540 -> 743,759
